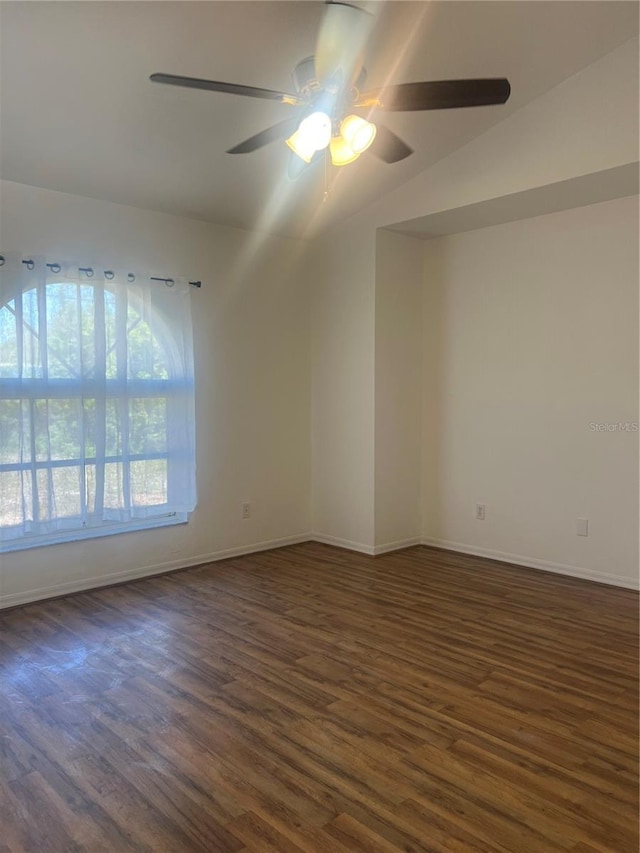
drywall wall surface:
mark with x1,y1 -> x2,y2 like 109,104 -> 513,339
310,222 -> 376,550
374,229 -> 423,548
421,196 -> 639,586
0,180 -> 311,604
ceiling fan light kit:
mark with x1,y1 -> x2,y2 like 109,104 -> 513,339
150,1 -> 511,172
286,111 -> 377,166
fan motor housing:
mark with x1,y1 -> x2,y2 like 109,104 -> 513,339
292,57 -> 320,95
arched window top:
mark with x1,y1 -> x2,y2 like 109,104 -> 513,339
0,279 -> 177,383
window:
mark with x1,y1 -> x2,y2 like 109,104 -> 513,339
0,256 -> 196,551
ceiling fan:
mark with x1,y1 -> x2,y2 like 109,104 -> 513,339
150,1 -> 511,173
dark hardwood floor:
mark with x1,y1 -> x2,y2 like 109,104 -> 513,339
0,542 -> 638,852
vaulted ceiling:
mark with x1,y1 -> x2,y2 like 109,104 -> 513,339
1,1 -> 637,237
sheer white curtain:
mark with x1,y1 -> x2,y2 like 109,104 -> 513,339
0,255 -> 196,550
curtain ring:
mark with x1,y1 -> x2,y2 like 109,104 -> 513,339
165,278 -> 175,287
0,255 -> 5,266
104,270 -> 115,280
127,273 -> 135,282
47,263 -> 61,274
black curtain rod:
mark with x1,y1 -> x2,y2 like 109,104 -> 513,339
0,257 -> 202,288
150,276 -> 202,288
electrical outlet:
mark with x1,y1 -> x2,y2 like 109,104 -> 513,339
576,517 -> 588,536
475,503 -> 486,520
241,502 -> 250,520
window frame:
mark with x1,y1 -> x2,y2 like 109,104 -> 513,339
0,261 -> 196,552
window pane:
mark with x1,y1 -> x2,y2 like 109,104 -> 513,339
0,471 -> 31,527
0,301 -> 18,378
33,399 -> 83,462
82,399 -> 97,459
131,459 -> 167,508
50,466 -> 82,519
84,463 -> 96,515
127,300 -> 169,381
37,467 -> 82,521
35,468 -> 52,522
104,461 -> 124,510
127,312 -> 151,379
46,283 -> 82,379
104,290 -> 117,379
105,398 -> 124,457
0,400 -> 30,465
80,284 -> 96,377
22,289 -> 42,379
129,398 -> 167,455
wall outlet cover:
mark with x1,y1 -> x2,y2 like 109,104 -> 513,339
576,517 -> 588,536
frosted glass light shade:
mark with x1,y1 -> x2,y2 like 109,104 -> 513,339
285,129 -> 316,163
340,114 -> 376,154
286,112 -> 332,162
330,135 -> 360,166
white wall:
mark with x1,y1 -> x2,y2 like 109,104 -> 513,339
422,196 -> 639,586
310,224 -> 376,550
0,180 -> 311,606
374,230 -> 423,549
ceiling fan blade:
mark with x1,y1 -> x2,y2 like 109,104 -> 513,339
370,124 -> 413,164
227,119 -> 300,154
314,2 -> 374,91
150,73 -> 302,105
356,78 -> 511,111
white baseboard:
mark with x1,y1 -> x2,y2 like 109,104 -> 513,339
421,537 -> 639,590
0,533 -> 310,609
309,532 -> 376,555
309,533 -> 421,556
373,537 -> 422,555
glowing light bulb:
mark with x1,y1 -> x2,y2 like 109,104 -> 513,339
340,114 -> 376,154
286,112 -> 332,162
330,135 -> 360,166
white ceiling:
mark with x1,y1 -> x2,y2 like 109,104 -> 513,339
1,1 -> 637,237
